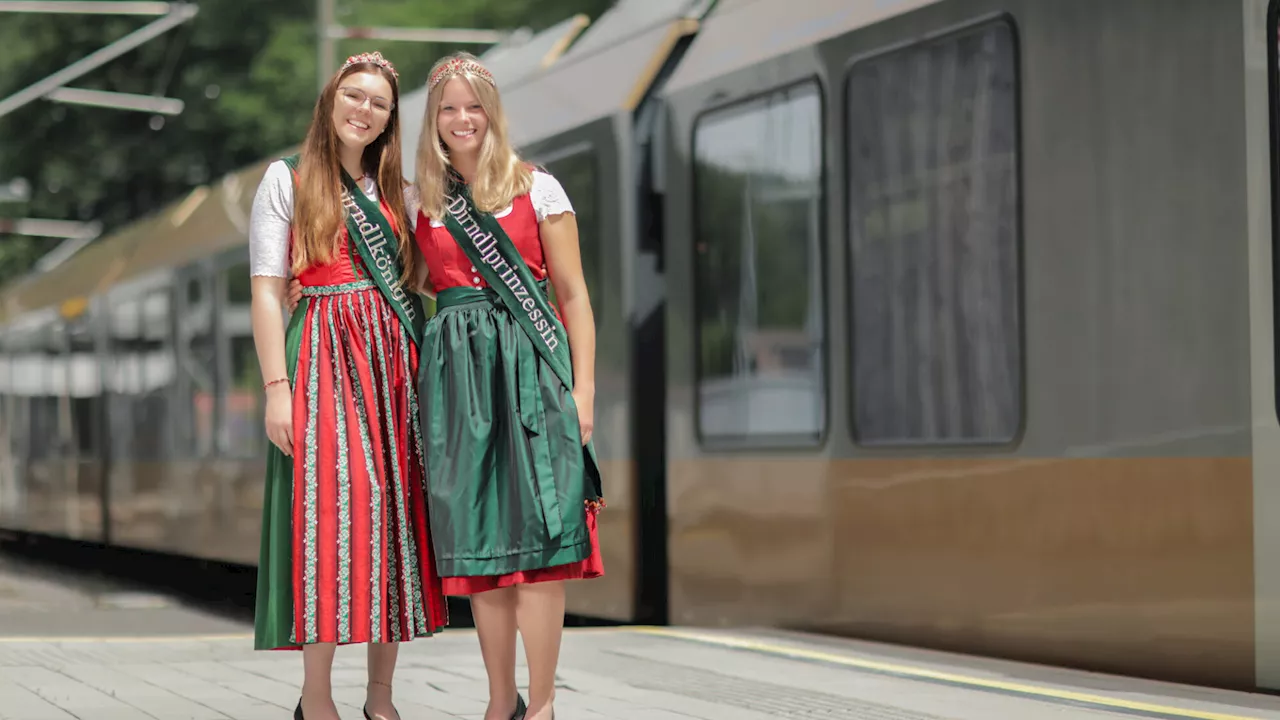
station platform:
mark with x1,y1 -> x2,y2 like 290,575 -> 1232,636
3,553 -> 1280,719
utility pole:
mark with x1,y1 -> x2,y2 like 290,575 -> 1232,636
318,0 -> 335,92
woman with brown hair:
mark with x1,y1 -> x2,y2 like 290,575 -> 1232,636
248,51 -> 447,720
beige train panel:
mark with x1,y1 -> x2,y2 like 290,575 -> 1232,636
565,458 -> 635,621
115,159 -> 275,290
668,456 -> 1253,689
0,460 -> 104,541
107,459 -> 263,565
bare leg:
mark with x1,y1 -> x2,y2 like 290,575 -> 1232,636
365,642 -> 400,719
471,587 -> 521,720
515,581 -> 565,720
301,643 -> 341,720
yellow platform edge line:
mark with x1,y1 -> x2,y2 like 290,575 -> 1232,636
630,627 -> 1261,720
0,626 -> 621,644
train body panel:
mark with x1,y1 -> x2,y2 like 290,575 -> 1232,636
2,0 -> 1279,692
659,0 -> 1264,689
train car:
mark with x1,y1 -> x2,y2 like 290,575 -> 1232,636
3,0 -> 1280,694
654,0 -> 1278,691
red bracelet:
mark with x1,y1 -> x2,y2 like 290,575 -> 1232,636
264,378 -> 289,389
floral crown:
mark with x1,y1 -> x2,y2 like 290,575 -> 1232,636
342,51 -> 398,80
429,56 -> 496,90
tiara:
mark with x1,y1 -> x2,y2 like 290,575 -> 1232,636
342,51 -> 398,80
429,56 -> 496,90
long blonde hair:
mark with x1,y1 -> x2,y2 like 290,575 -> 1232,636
292,61 -> 411,280
415,52 -> 532,221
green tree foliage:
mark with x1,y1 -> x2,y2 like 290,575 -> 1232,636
0,0 -> 614,285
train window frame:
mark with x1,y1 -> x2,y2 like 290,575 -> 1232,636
688,75 -> 831,451
842,15 -> 1027,449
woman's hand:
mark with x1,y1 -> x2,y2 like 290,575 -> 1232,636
264,383 -> 293,456
572,386 -> 594,446
286,279 -> 303,312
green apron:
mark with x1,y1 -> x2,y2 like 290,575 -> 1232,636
418,175 -> 602,577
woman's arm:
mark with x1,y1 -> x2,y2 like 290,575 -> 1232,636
251,276 -> 293,456
541,210 -> 596,445
248,161 -> 297,456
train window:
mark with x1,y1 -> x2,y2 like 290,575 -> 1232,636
27,320 -> 59,461
219,261 -> 263,458
692,80 -> 826,444
134,289 -> 174,459
176,271 -> 216,457
105,295 -> 139,464
540,150 -> 601,308
845,20 -> 1022,446
5,325 -> 34,474
65,312 -> 99,456
0,328 -> 13,522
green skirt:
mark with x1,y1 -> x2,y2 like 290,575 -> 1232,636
418,286 -> 599,578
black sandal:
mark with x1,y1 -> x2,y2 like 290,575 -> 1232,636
511,693 -> 527,720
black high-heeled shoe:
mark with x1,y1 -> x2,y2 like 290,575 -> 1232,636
511,693 -> 527,720
294,700 -> 304,720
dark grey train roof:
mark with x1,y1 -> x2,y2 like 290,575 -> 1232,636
502,0 -> 708,147
560,0 -> 707,58
663,0 -> 942,94
482,14 -> 591,88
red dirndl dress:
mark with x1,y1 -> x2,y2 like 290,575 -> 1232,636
254,184 -> 449,649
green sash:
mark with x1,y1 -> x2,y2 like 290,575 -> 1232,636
281,154 -> 425,345
440,175 -> 601,497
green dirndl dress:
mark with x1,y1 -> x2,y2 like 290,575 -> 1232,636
413,186 -> 603,594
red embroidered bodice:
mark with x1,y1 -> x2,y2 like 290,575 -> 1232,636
413,193 -> 548,294
295,196 -> 402,287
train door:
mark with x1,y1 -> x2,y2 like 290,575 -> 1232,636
528,131 -> 638,622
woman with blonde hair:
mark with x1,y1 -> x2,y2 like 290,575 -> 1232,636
250,51 -> 448,720
412,51 -> 604,720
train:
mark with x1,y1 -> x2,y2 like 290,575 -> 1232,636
1,0 -> 1278,693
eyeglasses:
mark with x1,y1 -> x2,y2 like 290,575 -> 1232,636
338,86 -> 394,114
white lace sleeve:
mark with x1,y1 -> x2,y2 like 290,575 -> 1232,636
248,160 -> 294,277
403,183 -> 420,231
531,170 -> 575,222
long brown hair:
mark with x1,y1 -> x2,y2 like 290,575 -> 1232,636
416,52 -> 532,222
291,60 -> 412,282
